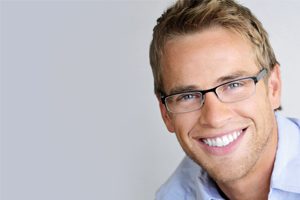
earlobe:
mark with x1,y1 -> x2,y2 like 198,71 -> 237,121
268,64 -> 282,110
158,97 -> 175,133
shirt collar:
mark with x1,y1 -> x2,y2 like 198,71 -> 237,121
196,168 -> 225,200
271,113 -> 300,193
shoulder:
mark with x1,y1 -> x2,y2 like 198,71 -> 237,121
155,156 -> 201,200
276,113 -> 300,130
272,114 -> 300,194
289,117 -> 300,128
276,113 -> 300,143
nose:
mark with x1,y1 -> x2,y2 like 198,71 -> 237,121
198,92 -> 233,128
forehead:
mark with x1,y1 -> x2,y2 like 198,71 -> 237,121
161,27 -> 258,94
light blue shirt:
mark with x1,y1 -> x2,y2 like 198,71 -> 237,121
156,114 -> 300,200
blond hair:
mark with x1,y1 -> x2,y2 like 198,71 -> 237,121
149,0 -> 278,95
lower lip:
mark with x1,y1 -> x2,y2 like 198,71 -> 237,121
198,129 -> 247,156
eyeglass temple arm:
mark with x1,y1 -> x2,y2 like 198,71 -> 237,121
254,68 -> 268,83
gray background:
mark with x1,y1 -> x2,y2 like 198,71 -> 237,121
1,0 -> 299,200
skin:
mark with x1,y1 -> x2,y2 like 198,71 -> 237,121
158,27 -> 281,200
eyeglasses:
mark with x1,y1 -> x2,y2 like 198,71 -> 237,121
161,68 -> 268,114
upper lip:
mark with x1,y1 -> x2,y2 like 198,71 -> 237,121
193,127 -> 248,140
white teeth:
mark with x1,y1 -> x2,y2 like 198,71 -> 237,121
207,139 -> 212,146
228,134 -> 234,143
202,130 -> 243,147
233,132 -> 238,140
222,135 -> 230,146
211,139 -> 216,146
216,138 -> 223,147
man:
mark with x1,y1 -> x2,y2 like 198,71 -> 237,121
149,0 -> 300,199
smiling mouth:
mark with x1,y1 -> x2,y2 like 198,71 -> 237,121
201,128 -> 246,147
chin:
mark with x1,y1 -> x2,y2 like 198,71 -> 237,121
189,151 -> 257,184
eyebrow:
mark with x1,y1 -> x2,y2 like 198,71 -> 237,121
216,70 -> 250,84
168,85 -> 199,95
167,70 -> 251,95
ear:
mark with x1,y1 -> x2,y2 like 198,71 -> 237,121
157,96 -> 175,133
268,64 -> 281,110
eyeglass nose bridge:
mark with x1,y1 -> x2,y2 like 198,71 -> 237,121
198,85 -> 222,107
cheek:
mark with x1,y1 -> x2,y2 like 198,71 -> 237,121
173,112 -> 200,138
234,99 -> 257,116
172,112 -> 201,156
245,82 -> 270,109
234,87 -> 273,127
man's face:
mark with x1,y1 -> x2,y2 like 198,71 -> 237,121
159,27 -> 281,183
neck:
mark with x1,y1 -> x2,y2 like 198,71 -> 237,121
216,127 -> 278,200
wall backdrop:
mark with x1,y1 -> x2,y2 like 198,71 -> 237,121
1,1 -> 300,200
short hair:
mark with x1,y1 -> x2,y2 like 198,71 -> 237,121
149,0 -> 278,95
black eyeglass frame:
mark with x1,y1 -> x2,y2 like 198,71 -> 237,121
160,68 -> 268,112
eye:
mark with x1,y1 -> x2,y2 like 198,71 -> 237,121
176,93 -> 201,102
227,81 -> 244,89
